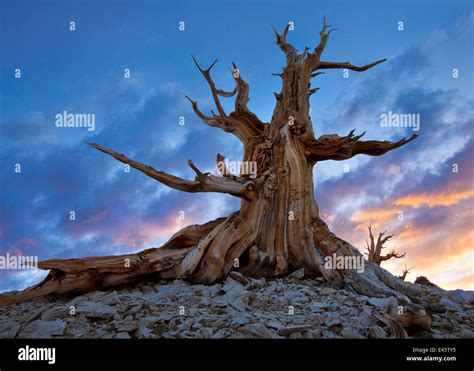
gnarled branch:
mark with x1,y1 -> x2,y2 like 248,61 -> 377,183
228,62 -> 266,135
273,24 -> 297,62
316,59 -> 387,72
379,250 -> 406,263
192,57 -> 227,117
272,19 -> 386,78
304,130 -> 418,162
303,18 -> 386,74
314,17 -> 336,58
185,96 -> 236,135
85,142 -> 257,200
304,17 -> 336,69
187,58 -> 264,142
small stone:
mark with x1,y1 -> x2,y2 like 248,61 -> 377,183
288,332 -> 302,339
228,271 -> 250,286
199,327 -> 214,338
25,307 -> 46,323
0,322 -> 21,338
222,277 -> 244,293
341,327 -> 364,338
324,312 -> 342,327
101,291 -> 121,306
310,301 -> 330,311
87,291 -> 107,301
277,325 -> 311,336
241,323 -> 275,338
128,305 -> 143,316
288,268 -> 305,279
141,285 -> 154,293
366,297 -> 398,315
115,332 -> 131,339
137,325 -> 153,338
231,314 -> 250,326
456,328 -> 474,338
19,320 -> 66,338
321,287 -> 336,295
139,316 -> 163,327
330,278 -> 345,290
249,278 -> 266,289
116,321 -> 138,333
41,305 -> 68,321
439,297 -> 463,312
265,320 -> 284,330
448,289 -> 474,305
76,301 -> 118,319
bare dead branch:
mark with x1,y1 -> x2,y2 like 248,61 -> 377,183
304,18 -> 384,74
85,142 -> 257,200
379,250 -> 406,263
216,87 -> 237,97
228,62 -> 266,133
304,131 -> 418,162
316,58 -> 387,72
273,24 -> 297,61
192,57 -> 227,117
187,59 -> 265,141
314,17 -> 335,56
187,159 -> 207,181
185,95 -> 242,137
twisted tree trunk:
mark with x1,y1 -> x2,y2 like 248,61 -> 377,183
0,19 -> 419,306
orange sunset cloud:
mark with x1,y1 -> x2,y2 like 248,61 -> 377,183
394,189 -> 474,208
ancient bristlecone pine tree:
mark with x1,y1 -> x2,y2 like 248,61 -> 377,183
365,225 -> 406,266
1,20 -> 419,305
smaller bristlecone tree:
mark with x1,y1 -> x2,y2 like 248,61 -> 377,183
397,264 -> 413,281
365,225 -> 405,266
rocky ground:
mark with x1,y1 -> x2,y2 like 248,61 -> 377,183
0,271 -> 473,339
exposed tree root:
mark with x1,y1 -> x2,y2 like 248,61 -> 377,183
0,218 -> 224,306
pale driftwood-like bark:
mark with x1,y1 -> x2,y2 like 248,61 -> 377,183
373,311 -> 408,338
393,304 -> 432,331
1,20 -> 420,310
0,218 -> 224,305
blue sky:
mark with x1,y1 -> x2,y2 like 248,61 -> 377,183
1,0 -> 473,291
